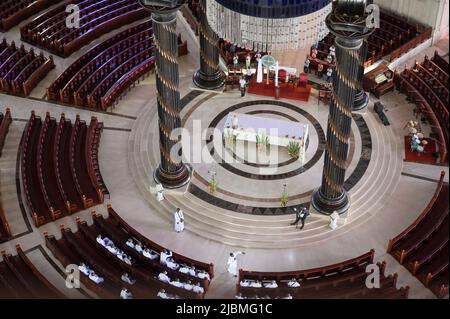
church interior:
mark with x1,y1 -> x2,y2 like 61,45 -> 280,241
0,0 -> 449,300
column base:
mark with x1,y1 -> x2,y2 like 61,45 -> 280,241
154,164 -> 191,189
353,90 -> 369,111
311,188 -> 350,216
193,69 -> 225,90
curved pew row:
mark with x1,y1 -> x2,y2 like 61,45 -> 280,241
0,245 -> 65,298
0,108 -> 13,242
21,111 -> 109,227
20,0 -> 147,58
388,172 -> 449,299
47,20 -> 156,110
237,250 -> 409,299
0,39 -> 54,97
45,212 -> 211,299
0,0 -> 62,31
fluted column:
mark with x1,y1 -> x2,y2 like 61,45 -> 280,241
193,0 -> 225,89
140,1 -> 190,189
353,40 -> 369,111
312,0 -> 375,215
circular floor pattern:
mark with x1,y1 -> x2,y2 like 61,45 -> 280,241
185,99 -> 373,215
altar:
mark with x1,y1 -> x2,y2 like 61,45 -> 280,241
223,113 -> 309,163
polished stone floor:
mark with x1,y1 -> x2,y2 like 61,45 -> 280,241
0,13 -> 448,299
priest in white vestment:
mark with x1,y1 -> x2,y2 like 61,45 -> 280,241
174,208 -> 185,233
227,251 -> 245,277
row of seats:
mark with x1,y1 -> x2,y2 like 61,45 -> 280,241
394,52 -> 449,164
237,250 -> 409,299
0,108 -> 12,243
21,111 -> 108,227
20,0 -> 147,57
0,245 -> 64,298
388,172 -> 449,299
0,39 -> 54,96
47,21 -> 156,110
44,206 -> 214,299
312,10 -> 431,69
0,0 -> 60,31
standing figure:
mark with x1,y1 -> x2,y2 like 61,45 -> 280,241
290,207 -> 310,230
256,52 -> 263,83
245,54 -> 251,69
329,45 -> 336,57
317,63 -> 324,78
326,67 -> 333,83
227,251 -> 245,277
239,76 -> 247,97
174,208 -> 184,233
326,53 -> 333,64
304,55 -> 310,74
156,183 -> 164,201
233,54 -> 239,73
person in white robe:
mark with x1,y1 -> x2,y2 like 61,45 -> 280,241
160,249 -> 172,265
121,273 -> 136,285
227,251 -> 245,277
170,279 -> 183,288
174,208 -> 185,233
192,283 -> 204,294
166,258 -> 179,271
89,271 -> 104,284
256,54 -> 263,83
281,293 -> 293,299
120,288 -> 133,299
287,278 -> 301,288
96,235 -> 105,246
107,245 -> 118,255
196,270 -> 210,281
143,248 -> 159,260
158,271 -> 170,283
188,266 -> 196,277
156,183 -> 165,201
183,280 -> 193,291
235,293 -> 245,299
179,264 -> 190,274
126,239 -> 134,249
103,237 -> 113,247
78,263 -> 90,276
263,280 -> 278,288
157,289 -> 170,299
240,280 -> 251,287
250,280 -> 262,288
135,242 -> 143,254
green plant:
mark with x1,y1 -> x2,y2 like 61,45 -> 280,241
287,141 -> 301,159
209,175 -> 218,193
256,134 -> 270,151
280,190 -> 289,208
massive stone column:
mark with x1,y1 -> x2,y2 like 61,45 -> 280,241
311,0 -> 375,215
353,40 -> 369,111
193,0 -> 225,90
140,0 -> 190,189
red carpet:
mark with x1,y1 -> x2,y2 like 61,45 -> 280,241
247,78 -> 312,102
404,136 -> 438,165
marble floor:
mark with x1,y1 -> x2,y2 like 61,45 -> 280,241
0,13 -> 448,299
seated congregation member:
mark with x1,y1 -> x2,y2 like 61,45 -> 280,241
250,280 -> 262,288
106,243 -> 118,254
143,248 -> 159,260
263,280 -> 278,289
170,278 -> 183,288
196,269 -> 210,281
160,249 -> 173,265
166,257 -> 179,271
157,289 -> 170,299
78,263 -> 91,275
183,280 -> 193,291
179,263 -> 190,275
120,288 -> 133,299
235,293 -> 245,299
240,279 -> 252,287
89,271 -> 104,284
134,241 -> 143,254
96,235 -> 105,246
158,271 -> 171,283
287,278 -> 301,288
126,238 -> 135,249
121,273 -> 136,285
281,294 -> 293,299
192,282 -> 204,294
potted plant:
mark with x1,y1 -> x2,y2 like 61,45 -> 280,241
287,141 -> 301,159
209,174 -> 218,193
256,134 -> 270,152
280,189 -> 289,207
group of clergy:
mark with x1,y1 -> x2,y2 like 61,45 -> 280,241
157,289 -> 181,299
236,293 -> 293,299
97,235 -> 132,265
78,262 -> 104,284
158,271 -> 205,294
239,277 -> 301,288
